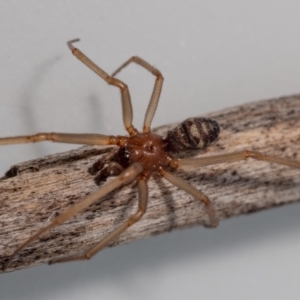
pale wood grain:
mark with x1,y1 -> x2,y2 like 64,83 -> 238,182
1,94 -> 300,273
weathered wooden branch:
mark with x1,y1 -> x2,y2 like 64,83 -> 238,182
1,94 -> 300,273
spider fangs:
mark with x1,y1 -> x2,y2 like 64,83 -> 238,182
2,39 -> 300,270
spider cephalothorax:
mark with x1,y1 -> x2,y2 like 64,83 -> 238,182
117,132 -> 171,174
1,39 -> 300,270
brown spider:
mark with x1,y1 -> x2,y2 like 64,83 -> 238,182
2,39 -> 300,270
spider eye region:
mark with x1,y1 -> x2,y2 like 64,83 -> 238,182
117,132 -> 171,173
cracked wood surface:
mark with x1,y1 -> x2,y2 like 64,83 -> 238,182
1,94 -> 300,273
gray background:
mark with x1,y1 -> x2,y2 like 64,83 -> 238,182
1,1 -> 300,299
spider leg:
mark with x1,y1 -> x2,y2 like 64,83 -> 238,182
171,150 -> 300,169
3,163 -> 143,271
67,39 -> 137,136
159,168 -> 218,228
111,56 -> 164,133
49,176 -> 148,264
0,133 -> 128,146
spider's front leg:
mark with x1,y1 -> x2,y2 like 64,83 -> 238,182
3,163 -> 143,271
67,39 -> 137,135
111,56 -> 164,133
0,133 -> 121,146
49,176 -> 148,264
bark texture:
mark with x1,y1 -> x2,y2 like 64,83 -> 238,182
1,94 -> 300,273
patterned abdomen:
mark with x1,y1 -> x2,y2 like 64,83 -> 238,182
165,117 -> 220,152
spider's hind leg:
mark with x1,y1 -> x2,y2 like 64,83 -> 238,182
89,148 -> 124,185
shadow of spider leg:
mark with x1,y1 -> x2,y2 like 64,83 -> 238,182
49,176 -> 148,264
3,163 -> 143,270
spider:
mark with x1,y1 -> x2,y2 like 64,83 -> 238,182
2,39 -> 300,270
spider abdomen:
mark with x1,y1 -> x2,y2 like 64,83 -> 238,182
165,117 -> 220,152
